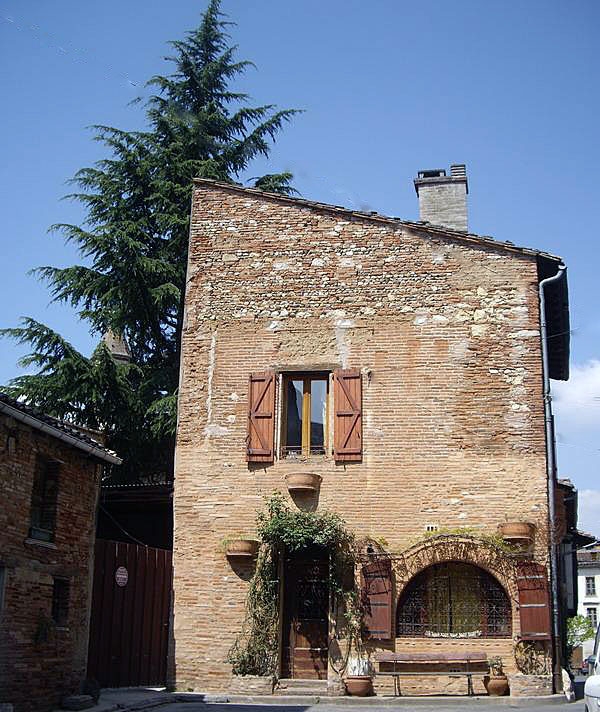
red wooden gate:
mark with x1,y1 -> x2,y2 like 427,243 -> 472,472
87,539 -> 172,687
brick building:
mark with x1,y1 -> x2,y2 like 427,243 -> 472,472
0,394 -> 121,711
172,165 -> 577,696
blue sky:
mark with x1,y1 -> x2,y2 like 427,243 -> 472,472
1,1 -> 598,534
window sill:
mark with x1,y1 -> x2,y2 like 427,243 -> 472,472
280,453 -> 331,463
24,537 -> 57,550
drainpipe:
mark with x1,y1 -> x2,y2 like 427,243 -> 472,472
538,263 -> 566,690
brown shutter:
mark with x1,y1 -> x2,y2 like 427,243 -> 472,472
517,561 -> 552,640
246,371 -> 275,463
333,368 -> 362,462
361,558 -> 393,640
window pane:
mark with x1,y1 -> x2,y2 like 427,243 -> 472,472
29,460 -> 58,541
397,562 -> 511,638
310,380 -> 327,452
286,379 -> 303,452
0,567 -> 5,611
52,578 -> 69,627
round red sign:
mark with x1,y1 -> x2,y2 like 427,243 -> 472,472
115,566 -> 128,587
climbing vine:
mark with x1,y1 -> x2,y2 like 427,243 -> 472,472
226,492 -> 361,678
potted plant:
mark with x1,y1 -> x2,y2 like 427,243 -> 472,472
484,656 -> 509,696
344,655 -> 374,697
498,521 -> 535,543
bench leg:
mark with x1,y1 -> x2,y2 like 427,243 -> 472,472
467,674 -> 473,696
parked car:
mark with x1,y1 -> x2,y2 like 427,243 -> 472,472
584,625 -> 600,711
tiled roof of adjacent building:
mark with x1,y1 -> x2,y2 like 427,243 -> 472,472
0,392 -> 121,465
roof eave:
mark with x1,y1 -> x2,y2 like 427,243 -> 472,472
0,400 -> 122,465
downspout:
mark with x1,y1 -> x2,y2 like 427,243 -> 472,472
538,263 -> 566,689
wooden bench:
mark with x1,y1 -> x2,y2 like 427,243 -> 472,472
375,651 -> 489,696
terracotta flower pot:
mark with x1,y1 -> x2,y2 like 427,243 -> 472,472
484,675 -> 509,696
285,472 -> 322,493
498,522 -> 535,541
225,539 -> 259,558
498,522 -> 535,552
345,675 -> 373,697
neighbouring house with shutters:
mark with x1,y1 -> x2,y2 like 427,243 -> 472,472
171,165 -> 583,696
0,393 -> 121,712
577,542 -> 600,661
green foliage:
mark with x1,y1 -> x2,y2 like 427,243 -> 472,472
257,492 -> 355,556
514,641 -> 551,675
567,614 -> 595,648
2,0 -> 298,482
227,493 -> 361,679
488,656 -> 504,676
226,546 -> 279,677
421,526 -> 520,554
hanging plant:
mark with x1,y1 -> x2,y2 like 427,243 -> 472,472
226,492 -> 361,679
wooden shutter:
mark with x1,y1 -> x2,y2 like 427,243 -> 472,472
517,561 -> 552,640
246,371 -> 275,463
333,368 -> 362,462
361,558 -> 393,640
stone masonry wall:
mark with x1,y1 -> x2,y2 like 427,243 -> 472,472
172,182 -> 553,694
0,416 -> 100,712
417,181 -> 468,232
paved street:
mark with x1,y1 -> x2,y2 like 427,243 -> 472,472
91,688 -> 583,712
134,703 -> 579,712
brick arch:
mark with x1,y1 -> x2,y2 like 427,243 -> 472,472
393,535 -> 519,604
389,537 -> 520,641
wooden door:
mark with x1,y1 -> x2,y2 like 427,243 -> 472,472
87,539 -> 172,687
282,552 -> 329,679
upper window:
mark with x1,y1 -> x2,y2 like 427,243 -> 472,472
246,368 -> 363,464
282,373 -> 329,457
29,458 -> 60,542
586,576 -> 597,597
397,562 -> 511,638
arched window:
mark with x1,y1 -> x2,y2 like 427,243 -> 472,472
396,562 -> 511,638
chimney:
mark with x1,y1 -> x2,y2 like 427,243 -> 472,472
414,163 -> 468,231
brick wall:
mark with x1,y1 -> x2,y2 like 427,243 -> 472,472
172,182 -> 554,693
0,416 -> 100,712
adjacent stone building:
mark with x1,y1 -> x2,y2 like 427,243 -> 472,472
172,165 -> 575,696
0,394 -> 120,711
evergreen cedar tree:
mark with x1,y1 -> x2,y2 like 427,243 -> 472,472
1,0 -> 299,483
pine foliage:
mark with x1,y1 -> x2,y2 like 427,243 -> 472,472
2,0 -> 298,481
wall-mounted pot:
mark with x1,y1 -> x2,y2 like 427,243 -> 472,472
498,522 -> 535,547
225,539 -> 259,558
285,472 -> 322,494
